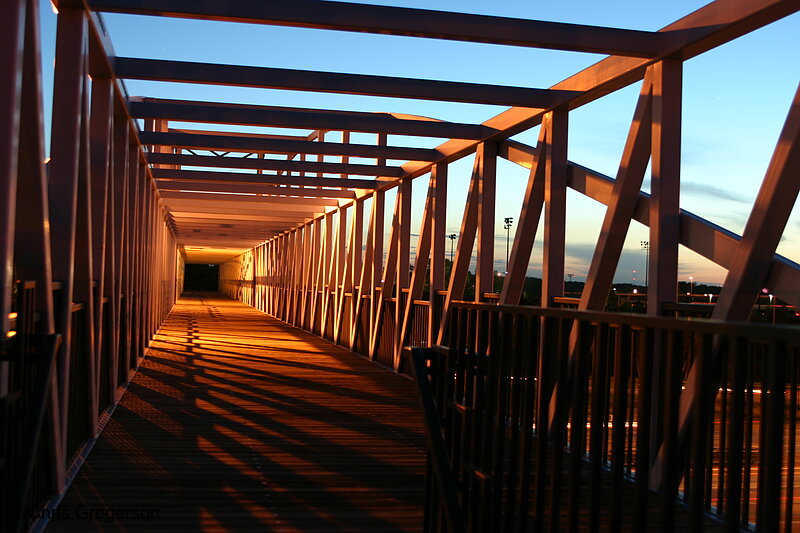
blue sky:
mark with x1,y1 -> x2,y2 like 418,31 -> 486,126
37,1 -> 799,285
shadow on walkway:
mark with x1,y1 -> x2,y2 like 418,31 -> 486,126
46,295 -> 426,532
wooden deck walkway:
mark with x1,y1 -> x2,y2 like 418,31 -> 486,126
46,295 -> 426,533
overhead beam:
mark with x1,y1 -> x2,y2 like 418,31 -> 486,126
170,128 -> 308,141
180,239 -> 271,246
130,100 -> 494,139
140,131 -> 439,162
146,152 -> 404,178
89,0 -> 664,57
169,211 -> 306,220
155,180 -> 356,199
152,168 -> 381,189
163,203 -> 322,218
171,215 -> 299,225
159,190 -> 340,207
114,57 -> 579,108
163,199 -> 331,214
393,0 -> 799,188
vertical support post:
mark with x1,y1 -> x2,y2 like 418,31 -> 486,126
341,130 -> 350,179
335,206 -> 347,321
429,163 -> 447,346
648,59 -> 682,315
351,198 -> 364,298
397,181 -> 412,294
436,152 -> 481,345
398,171 -> 438,363
73,71 -> 96,432
394,179 -> 412,363
541,109 -> 568,307
349,195 -> 379,351
369,190 -> 402,358
370,190 -> 384,344
122,140 -> 136,375
13,0 -> 55,335
0,0 -> 24,397
88,77 -> 111,408
377,133 -> 387,167
48,8 -> 86,475
475,142 -> 497,300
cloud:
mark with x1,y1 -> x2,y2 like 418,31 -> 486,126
680,181 -> 750,204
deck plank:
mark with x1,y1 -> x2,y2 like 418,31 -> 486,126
46,295 -> 426,532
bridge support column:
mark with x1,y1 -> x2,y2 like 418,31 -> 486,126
542,109 -> 569,307
647,59 -> 682,316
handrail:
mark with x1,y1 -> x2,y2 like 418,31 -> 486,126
435,300 -> 799,530
447,300 -> 800,341
4,333 -> 61,533
406,347 -> 466,533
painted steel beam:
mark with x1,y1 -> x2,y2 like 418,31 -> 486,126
147,152 -> 404,178
170,127 -> 307,142
155,180 -> 356,199
163,198 -> 332,214
164,203 -> 320,218
170,212 -> 312,223
152,168 -> 381,189
159,190 -> 340,207
130,100 -> 494,139
713,82 -> 800,321
140,131 -> 439,162
89,0 -> 663,57
114,57 -> 579,108
394,0 -> 799,185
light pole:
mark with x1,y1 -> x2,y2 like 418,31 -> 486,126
504,217 -> 513,273
770,293 -> 775,324
640,241 -> 649,292
447,233 -> 457,262
566,273 -> 574,296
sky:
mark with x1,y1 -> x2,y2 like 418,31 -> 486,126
37,0 -> 800,286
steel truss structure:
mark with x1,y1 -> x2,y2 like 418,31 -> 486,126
1,0 -> 798,531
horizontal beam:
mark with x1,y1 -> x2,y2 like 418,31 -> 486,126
161,191 -> 340,207
89,0 -> 663,57
171,128 -> 308,141
177,223 -> 288,231
178,231 -> 272,238
147,152 -> 404,178
163,199 -> 331,214
163,201 -> 322,217
140,131 -> 439,162
169,208 -> 313,222
180,239 -> 272,246
114,57 -> 579,108
171,214 -> 302,224
152,168 -> 381,189
155,180 -> 356,199
159,190 -> 339,207
131,100 -> 494,139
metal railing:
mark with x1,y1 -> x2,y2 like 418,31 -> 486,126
1,280 -> 169,533
414,301 -> 800,532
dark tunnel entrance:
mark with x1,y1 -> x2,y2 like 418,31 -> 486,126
184,263 -> 219,292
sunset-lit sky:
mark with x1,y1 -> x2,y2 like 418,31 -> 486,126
38,1 -> 800,285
